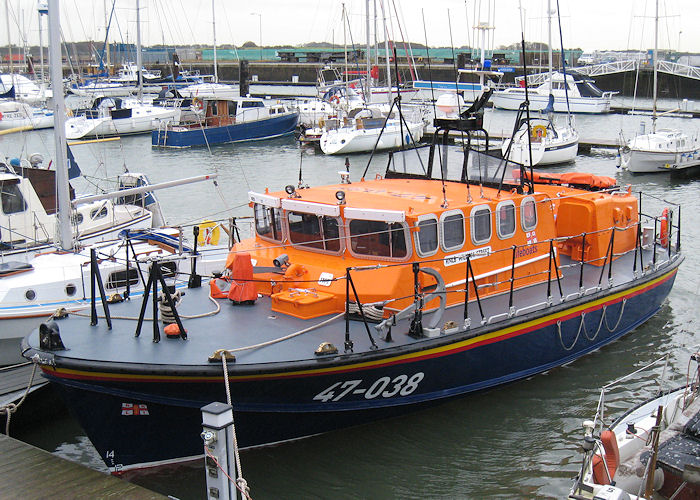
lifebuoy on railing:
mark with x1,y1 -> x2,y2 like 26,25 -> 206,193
193,97 -> 204,112
531,124 -> 547,140
659,207 -> 669,247
330,95 -> 340,105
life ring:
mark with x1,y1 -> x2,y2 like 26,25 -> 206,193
531,124 -> 547,140
330,95 -> 340,105
197,220 -> 220,246
659,207 -> 669,247
193,97 -> 204,112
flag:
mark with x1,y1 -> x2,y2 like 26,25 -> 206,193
66,145 -> 81,180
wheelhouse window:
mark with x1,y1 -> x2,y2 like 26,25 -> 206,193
349,219 -> 407,259
90,206 -> 109,220
497,201 -> 516,239
254,203 -> 283,241
521,198 -> 538,231
415,216 -> 438,256
0,180 -> 26,214
441,211 -> 465,251
287,211 -> 341,252
470,206 -> 492,245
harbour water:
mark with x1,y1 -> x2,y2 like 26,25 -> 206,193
2,101 -> 699,499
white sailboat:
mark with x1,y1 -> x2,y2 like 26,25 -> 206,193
501,0 -> 579,166
620,0 -> 700,173
320,0 -> 425,155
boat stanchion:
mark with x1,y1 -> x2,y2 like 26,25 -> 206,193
345,268 -> 378,350
89,248 -> 112,329
508,246 -> 517,317
408,263 -> 423,337
462,255 -> 485,328
188,226 -> 202,289
344,268 -> 354,353
547,240 -> 563,304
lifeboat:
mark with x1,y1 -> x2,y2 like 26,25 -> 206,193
20,109 -> 684,472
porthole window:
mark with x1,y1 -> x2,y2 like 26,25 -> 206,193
441,211 -> 465,252
521,197 -> 538,232
470,206 -> 492,245
65,284 -> 77,296
497,201 -> 516,239
415,216 -> 438,257
25,289 -> 36,301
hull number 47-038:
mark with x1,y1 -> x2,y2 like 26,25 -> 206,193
313,373 -> 425,402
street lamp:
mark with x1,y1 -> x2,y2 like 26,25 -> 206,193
250,13 -> 262,61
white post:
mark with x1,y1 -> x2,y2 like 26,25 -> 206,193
652,0 -> 658,133
5,0 -> 13,75
201,402 -> 239,500
135,0 -> 142,101
212,0 -> 218,83
47,0 -> 73,251
547,0 -> 553,86
365,0 -> 371,103
380,0 -> 391,104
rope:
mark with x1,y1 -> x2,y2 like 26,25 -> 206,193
603,299 -> 627,332
347,302 -> 385,321
557,319 -> 581,351
204,446 -> 252,500
582,310 -> 605,342
1,362 -> 38,436
220,354 -> 248,498
216,312 -> 345,355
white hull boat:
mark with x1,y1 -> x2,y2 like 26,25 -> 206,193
621,131 -> 700,174
0,74 -> 52,105
0,100 -> 54,130
570,353 -> 700,500
66,100 -> 180,139
492,72 -> 615,114
502,119 -> 579,166
320,117 -> 424,155
178,83 -> 239,100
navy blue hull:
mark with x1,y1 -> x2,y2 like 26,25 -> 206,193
151,113 -> 299,147
41,267 -> 678,470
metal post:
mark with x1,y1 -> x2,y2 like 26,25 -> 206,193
48,0 -> 73,251
201,402 -> 239,500
344,267 -> 353,353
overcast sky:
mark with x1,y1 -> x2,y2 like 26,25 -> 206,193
6,0 -> 699,53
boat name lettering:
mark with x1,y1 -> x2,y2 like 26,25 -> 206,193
443,247 -> 492,266
313,372 -> 424,402
515,245 -> 538,258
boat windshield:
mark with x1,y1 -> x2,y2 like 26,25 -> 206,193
348,220 -> 408,259
287,211 -> 341,252
254,204 -> 283,242
386,145 -> 522,186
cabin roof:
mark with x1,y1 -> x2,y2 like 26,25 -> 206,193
265,178 -> 529,218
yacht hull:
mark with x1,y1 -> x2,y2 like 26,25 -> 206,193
492,91 -> 612,114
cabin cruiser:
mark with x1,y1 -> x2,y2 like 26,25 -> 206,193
620,129 -> 700,173
492,71 -> 616,114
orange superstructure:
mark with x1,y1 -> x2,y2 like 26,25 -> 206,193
219,168 -> 639,321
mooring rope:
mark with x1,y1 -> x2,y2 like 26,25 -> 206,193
221,354 -> 249,498
0,362 -> 38,436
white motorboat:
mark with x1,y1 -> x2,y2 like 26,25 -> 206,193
619,1 -> 700,174
492,71 -> 615,114
621,129 -> 700,173
320,107 -> 424,155
569,352 -> 700,500
178,82 -> 240,100
65,96 -> 180,139
0,99 -> 54,130
0,160 -> 157,257
502,117 -> 579,166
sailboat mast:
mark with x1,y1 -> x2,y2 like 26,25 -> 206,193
5,0 -> 13,75
365,0 -> 371,103
212,0 -> 218,83
652,0 -> 658,133
47,0 -> 73,251
380,0 -> 391,104
38,3 -> 45,83
547,0 -> 553,84
135,0 -> 142,101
